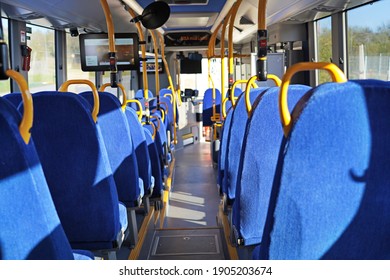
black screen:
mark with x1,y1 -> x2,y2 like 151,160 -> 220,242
79,33 -> 139,71
180,58 -> 202,74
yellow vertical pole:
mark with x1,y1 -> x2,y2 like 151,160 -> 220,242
127,7 -> 148,119
228,0 -> 243,105
221,7 -> 234,107
158,33 -> 177,144
100,0 -> 118,87
150,30 -> 160,102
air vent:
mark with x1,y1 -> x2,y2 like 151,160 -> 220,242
239,16 -> 254,25
161,0 -> 209,5
16,12 -> 43,20
312,5 -> 342,13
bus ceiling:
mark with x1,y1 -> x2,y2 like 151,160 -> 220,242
0,0 -> 377,41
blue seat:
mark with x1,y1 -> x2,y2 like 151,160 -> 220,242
80,91 -> 144,207
224,87 -> 242,115
232,85 -> 310,248
124,107 -> 154,198
221,87 -> 267,202
217,105 -> 234,193
0,96 -> 92,260
159,88 -> 179,125
135,89 -> 153,99
143,127 -> 164,199
150,96 -> 174,140
144,118 -> 168,176
258,80 -> 390,259
3,92 -> 22,108
27,91 -> 127,254
202,88 -> 221,126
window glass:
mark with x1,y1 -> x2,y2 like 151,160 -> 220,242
347,0 -> 390,80
317,16 -> 332,83
102,71 -> 131,102
66,33 -> 95,92
0,18 -> 10,96
27,24 -> 56,92
180,58 -> 221,99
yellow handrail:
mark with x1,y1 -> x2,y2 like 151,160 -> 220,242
99,82 -> 128,111
228,0 -> 242,89
152,107 -> 165,123
125,99 -> 143,122
208,73 -> 220,122
59,79 -> 100,123
245,74 -> 281,116
222,79 -> 258,118
143,120 -> 157,139
267,74 -> 282,87
221,97 -> 235,119
100,0 -> 117,86
150,115 -> 161,132
280,62 -> 347,136
6,69 -> 32,144
221,7 -> 233,101
127,7 -> 149,103
230,79 -> 254,107
150,30 -> 160,97
158,32 -> 177,144
164,93 -> 173,100
175,59 -> 182,106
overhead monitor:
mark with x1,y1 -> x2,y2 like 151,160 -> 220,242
79,33 -> 139,71
140,58 -> 164,73
180,58 -> 202,74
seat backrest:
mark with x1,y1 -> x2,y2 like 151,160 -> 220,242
143,127 -> 164,199
3,92 -> 22,108
259,80 -> 390,259
202,88 -> 221,126
0,96 -> 74,260
159,89 -> 179,125
149,96 -> 174,129
232,85 -> 310,246
135,89 -> 153,99
217,105 -> 234,192
81,91 -> 144,207
221,87 -> 267,200
217,87 -> 245,192
29,91 -> 121,249
224,87 -> 243,114
124,107 -> 153,195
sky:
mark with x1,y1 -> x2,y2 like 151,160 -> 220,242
347,0 -> 390,29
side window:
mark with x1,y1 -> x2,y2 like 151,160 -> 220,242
27,24 -> 56,92
347,0 -> 390,80
66,33 -> 95,92
316,16 -> 332,83
0,18 -> 10,96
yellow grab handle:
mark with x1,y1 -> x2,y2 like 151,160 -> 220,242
59,79 -> 100,123
99,83 -> 128,111
267,74 -> 282,87
164,93 -> 173,103
150,115 -> 161,131
143,121 -> 157,140
230,79 -> 257,107
245,74 -> 281,116
280,62 -> 347,136
152,107 -> 165,123
221,97 -> 235,119
125,99 -> 143,122
6,69 -> 32,144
